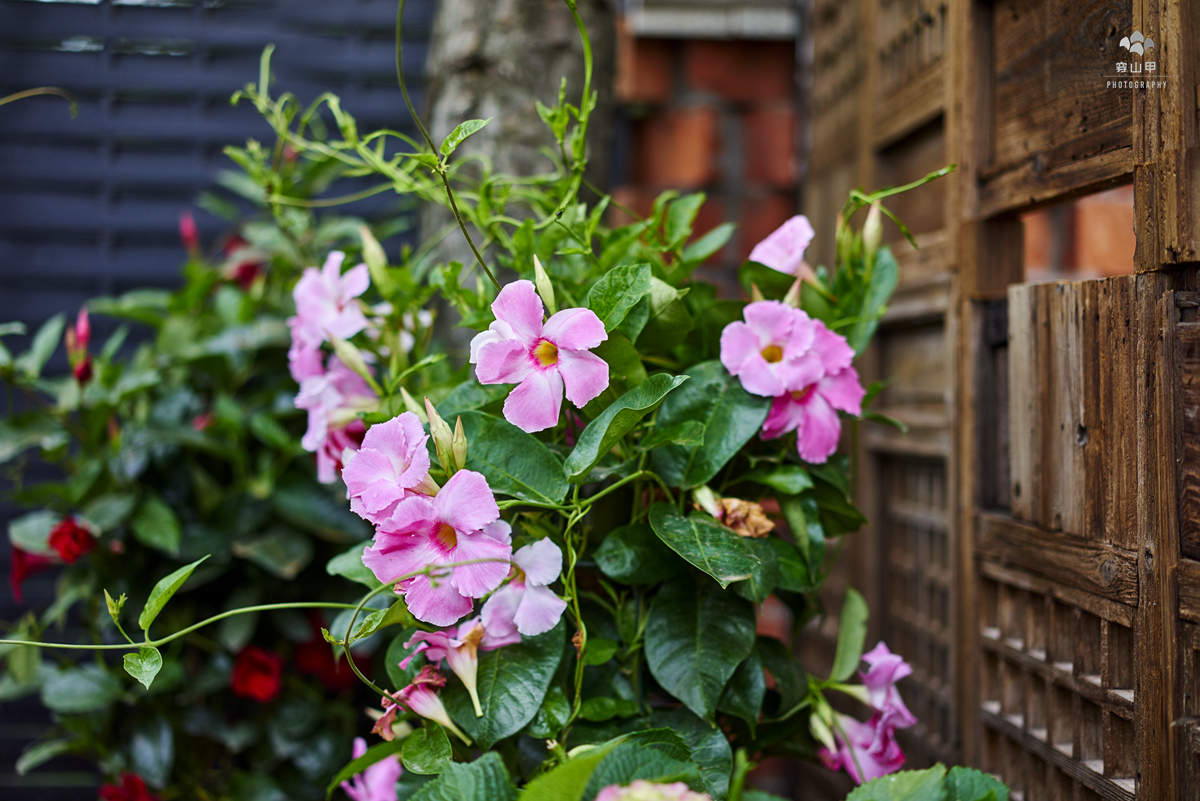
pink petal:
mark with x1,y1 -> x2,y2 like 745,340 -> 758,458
782,307 -> 817,356
469,320 -> 518,363
288,339 -> 325,382
512,539 -> 562,587
503,369 -> 564,433
795,393 -> 841,464
557,349 -> 610,408
322,251 -> 347,282
433,470 -> 499,536
513,584 -> 567,636
776,350 -> 824,393
324,305 -> 369,342
819,367 -> 866,415
342,449 -> 406,515
403,575 -> 474,627
812,321 -> 855,373
480,584 -> 522,639
720,321 -> 764,375
734,353 -> 784,397
491,280 -> 544,346
748,215 -> 814,275
481,520 -> 512,546
762,394 -> 804,440
448,532 -> 514,598
743,301 -> 794,346
340,263 -> 370,301
543,307 -> 607,350
474,338 -> 532,385
362,412 -> 431,484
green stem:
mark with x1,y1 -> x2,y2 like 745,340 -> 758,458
728,749 -> 754,801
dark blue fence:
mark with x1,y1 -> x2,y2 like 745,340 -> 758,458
0,0 -> 432,795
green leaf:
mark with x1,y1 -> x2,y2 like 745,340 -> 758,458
738,261 -> 794,300
780,493 -> 825,575
594,523 -> 686,585
138,555 -> 209,632
741,464 -> 813,495
443,621 -> 565,749
131,495 -> 182,556
327,540 -> 383,588
583,638 -> 620,666
440,118 -> 493,157
586,263 -> 653,331
640,420 -> 705,450
130,715 -> 174,788
638,278 -> 693,348
437,379 -> 511,421
732,538 -> 779,603
527,685 -> 570,738
579,696 -> 639,722
15,737 -> 75,775
648,708 -> 733,800
664,193 -> 706,248
0,415 -> 65,464
564,374 -> 688,481
645,579 -> 756,722
41,664 -> 121,714
350,601 -> 414,641
81,493 -> 138,534
386,627 -> 427,689
756,635 -> 806,711
591,333 -> 648,392
325,740 -> 404,799
402,724 -> 453,775
519,730 -> 688,801
717,649 -> 765,737
249,413 -> 299,452
830,587 -> 869,682
271,477 -> 372,542
123,645 -> 163,690
847,246 -> 899,354
582,740 -> 699,800
648,503 -> 760,588
8,510 -> 57,555
615,295 -> 651,343
679,222 -> 735,268
943,766 -> 1009,801
232,526 -> 313,579
770,538 -> 815,593
847,765 -> 947,801
15,313 -> 65,377
456,411 -> 570,505
651,360 -> 771,489
411,752 -> 516,801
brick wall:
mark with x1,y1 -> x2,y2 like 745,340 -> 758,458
610,24 -> 799,291
1022,186 -> 1136,282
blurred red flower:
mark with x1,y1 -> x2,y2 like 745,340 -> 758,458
231,645 -> 284,703
9,546 -> 53,604
48,518 -> 94,564
98,772 -> 160,801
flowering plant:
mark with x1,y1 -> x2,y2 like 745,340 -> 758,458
0,2 -> 995,800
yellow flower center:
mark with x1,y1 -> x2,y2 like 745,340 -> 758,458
434,521 -> 458,550
791,385 -> 816,403
533,339 -> 559,366
761,344 -> 784,363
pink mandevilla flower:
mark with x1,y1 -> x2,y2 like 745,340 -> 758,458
362,473 -> 511,627
859,641 -> 918,731
819,711 -> 909,785
719,301 -> 823,398
593,780 -> 712,801
400,617 -> 518,717
469,280 -> 609,433
748,215 -> 815,276
760,320 -> 865,464
481,538 -> 567,637
289,251 -> 370,349
340,737 -> 401,801
343,412 -> 436,524
374,666 -> 468,743
294,355 -> 377,483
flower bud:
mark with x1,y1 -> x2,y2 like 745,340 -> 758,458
783,277 -> 803,309
424,397 -> 456,477
180,211 -> 200,255
863,203 -> 882,265
533,255 -> 556,317
692,486 -> 722,518
810,712 -> 837,752
451,415 -> 468,473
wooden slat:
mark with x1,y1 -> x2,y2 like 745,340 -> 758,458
979,148 -> 1134,219
976,513 -> 1138,606
1107,276 -> 1139,549
1177,558 -> 1200,624
1046,282 -> 1085,535
1007,283 -> 1039,522
891,228 -> 955,287
883,272 -> 952,325
1178,320 -> 1200,559
871,57 -> 945,148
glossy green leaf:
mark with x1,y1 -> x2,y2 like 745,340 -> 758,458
130,715 -> 174,789
457,411 -> 569,505
679,222 -> 735,267
579,696 -> 639,722
138,555 -> 209,632
271,477 -> 371,542
846,765 -> 946,801
386,627 -> 427,689
644,580 -> 756,722
519,730 -> 691,801
564,374 -> 687,481
232,526 -> 313,579
943,766 -> 1010,801
648,708 -> 733,800
325,740 -> 404,799
583,638 -> 620,666
327,540 -> 383,588
41,664 -> 121,714
81,494 -> 138,534
732,538 -> 779,603
717,648 -> 766,737
639,420 -> 705,450
738,261 -> 793,300
648,503 -> 760,588
847,246 -> 899,354
780,493 -> 826,575
443,621 -> 565,749
131,495 -> 182,556
437,379 -> 510,422
7,510 -> 56,554
830,587 -> 869,682
590,333 -> 647,390
741,464 -> 813,495
756,635 -> 807,712
664,192 -> 706,248
410,752 -> 516,801
15,313 -> 65,377
586,263 -> 653,331
350,600 -> 414,641
0,415 -> 64,465
402,724 -> 452,775
651,360 -> 770,489
638,278 -> 693,348
527,685 -> 570,739
439,118 -> 493,157
594,523 -> 687,585
770,538 -> 815,593
123,645 -> 163,690
581,740 -> 699,800
15,737 -> 74,775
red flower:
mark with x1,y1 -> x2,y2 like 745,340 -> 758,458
48,518 -> 95,564
231,260 -> 264,291
99,772 -> 160,801
72,355 -> 94,385
179,211 -> 200,254
9,546 -> 53,604
231,645 -> 284,703
191,413 -> 213,432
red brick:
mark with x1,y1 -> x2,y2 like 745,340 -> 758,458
685,40 -> 795,103
743,107 -> 797,188
738,191 -> 798,262
632,106 -> 720,189
1075,186 -> 1135,277
615,29 -> 675,105
690,194 -> 727,240
608,185 -> 658,228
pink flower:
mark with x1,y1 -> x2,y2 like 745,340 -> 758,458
179,211 -> 199,254
720,301 -> 823,398
469,280 -> 609,433
593,780 -> 712,801
748,215 -> 814,276
362,472 -> 511,627
760,321 -> 865,464
401,618 -> 516,717
343,412 -> 436,524
288,340 -> 325,383
295,355 -> 377,483
819,712 -> 909,785
374,666 -> 469,743
481,539 -> 567,637
289,251 -> 370,349
341,737 -> 401,801
860,642 -> 918,731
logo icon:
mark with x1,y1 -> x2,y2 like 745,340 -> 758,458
1119,31 -> 1155,56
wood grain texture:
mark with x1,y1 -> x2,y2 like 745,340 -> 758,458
976,513 -> 1139,606
1007,283 -> 1039,522
1178,320 -> 1200,559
